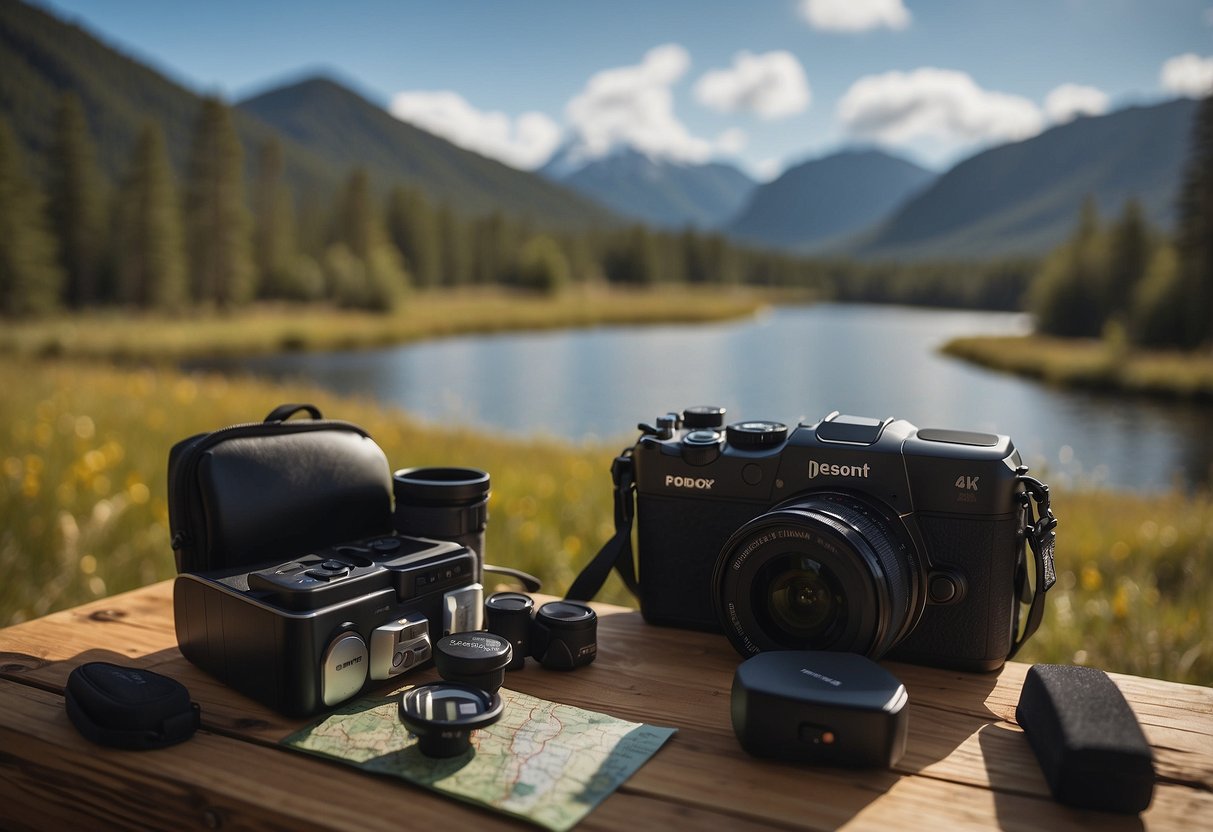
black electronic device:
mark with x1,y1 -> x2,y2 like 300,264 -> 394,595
1016,664 -> 1155,814
731,651 -> 908,768
65,662 -> 200,750
573,407 -> 1057,673
175,532 -> 483,717
399,683 -> 504,758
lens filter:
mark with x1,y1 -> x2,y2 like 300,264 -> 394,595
398,682 -> 504,758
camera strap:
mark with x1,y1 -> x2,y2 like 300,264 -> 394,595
566,450 -> 639,602
1009,472 -> 1057,659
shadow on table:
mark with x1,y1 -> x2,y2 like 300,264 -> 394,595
976,722 -> 1145,832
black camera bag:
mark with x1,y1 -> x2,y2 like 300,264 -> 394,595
168,403 -> 393,573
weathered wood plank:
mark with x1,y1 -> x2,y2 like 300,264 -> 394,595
1,582 -> 1210,831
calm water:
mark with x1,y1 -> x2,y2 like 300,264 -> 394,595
191,304 -> 1213,492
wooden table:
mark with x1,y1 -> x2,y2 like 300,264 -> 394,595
0,581 -> 1209,831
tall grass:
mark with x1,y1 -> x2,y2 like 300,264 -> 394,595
0,286 -> 769,362
1,355 -> 1209,685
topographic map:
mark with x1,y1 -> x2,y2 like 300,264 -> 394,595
282,686 -> 677,831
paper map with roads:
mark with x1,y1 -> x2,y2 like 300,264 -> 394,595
282,686 -> 677,831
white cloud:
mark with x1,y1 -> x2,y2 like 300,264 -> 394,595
838,68 -> 1043,161
388,91 -> 561,170
714,127 -> 748,155
564,43 -> 715,164
1044,84 -> 1109,124
693,51 -> 811,120
799,0 -> 910,32
1160,53 -> 1213,98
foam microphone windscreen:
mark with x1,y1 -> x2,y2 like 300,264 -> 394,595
1015,664 -> 1155,814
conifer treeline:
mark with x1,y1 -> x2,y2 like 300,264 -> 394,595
2,94 -> 1039,318
1030,95 -> 1213,350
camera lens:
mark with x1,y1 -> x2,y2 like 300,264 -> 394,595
532,601 -> 597,670
762,559 -> 844,640
393,467 -> 490,580
712,494 -> 922,659
398,682 -> 503,758
485,592 -> 534,671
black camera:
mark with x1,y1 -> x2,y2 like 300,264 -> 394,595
175,533 -> 483,716
621,407 -> 1056,672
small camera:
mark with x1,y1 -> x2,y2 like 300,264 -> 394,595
174,533 -> 483,716
627,408 -> 1055,672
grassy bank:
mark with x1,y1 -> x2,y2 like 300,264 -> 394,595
0,285 -> 772,362
2,355 -> 1210,685
943,334 -> 1213,400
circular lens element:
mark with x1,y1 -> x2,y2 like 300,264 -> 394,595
398,683 -> 503,758
712,494 -> 922,659
762,559 -> 844,639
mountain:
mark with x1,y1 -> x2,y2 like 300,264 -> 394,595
541,146 -> 755,228
0,1 -> 611,228
0,0 -> 337,195
855,98 -> 1199,259
238,79 -> 613,226
726,149 -> 935,251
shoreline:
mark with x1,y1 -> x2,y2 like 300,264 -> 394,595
942,334 -> 1213,403
0,286 -> 777,364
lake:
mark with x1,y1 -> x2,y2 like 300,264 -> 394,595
190,303 -> 1213,492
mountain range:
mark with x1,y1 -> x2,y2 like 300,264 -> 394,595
0,0 -> 609,229
726,149 -> 935,251
540,145 -> 755,229
0,0 -> 1201,260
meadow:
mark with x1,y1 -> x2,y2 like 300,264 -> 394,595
1,297 -> 1210,686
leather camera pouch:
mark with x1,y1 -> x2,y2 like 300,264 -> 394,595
168,403 -> 393,573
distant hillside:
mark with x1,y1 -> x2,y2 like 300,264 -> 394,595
0,0 -> 337,194
726,149 -> 934,250
856,98 -> 1198,259
0,1 -> 613,228
239,79 -> 614,227
542,146 -> 755,228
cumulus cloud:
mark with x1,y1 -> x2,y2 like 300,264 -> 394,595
1044,84 -> 1109,124
838,68 -> 1043,160
563,43 -> 715,164
389,90 -> 561,169
693,50 -> 811,120
799,0 -> 910,32
715,127 -> 748,155
1160,53 -> 1213,97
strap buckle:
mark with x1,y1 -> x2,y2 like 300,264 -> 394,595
1009,468 -> 1058,659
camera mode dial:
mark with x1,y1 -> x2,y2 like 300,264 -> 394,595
683,406 -> 726,429
681,429 -> 724,466
726,421 -> 789,449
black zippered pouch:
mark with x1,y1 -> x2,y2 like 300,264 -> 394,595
168,403 -> 394,573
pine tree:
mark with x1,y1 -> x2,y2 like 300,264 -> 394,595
1174,94 -> 1213,348
114,123 -> 187,309
1030,198 -> 1106,337
386,186 -> 441,289
1105,199 -> 1150,323
436,204 -> 471,287
0,117 -> 63,316
333,168 -> 378,259
252,138 -> 297,299
46,93 -> 104,308
185,97 -> 254,307
515,234 -> 570,294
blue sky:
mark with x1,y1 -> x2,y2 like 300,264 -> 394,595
36,0 -> 1213,179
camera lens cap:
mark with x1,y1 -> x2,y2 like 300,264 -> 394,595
398,682 -> 504,758
434,632 -> 513,693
